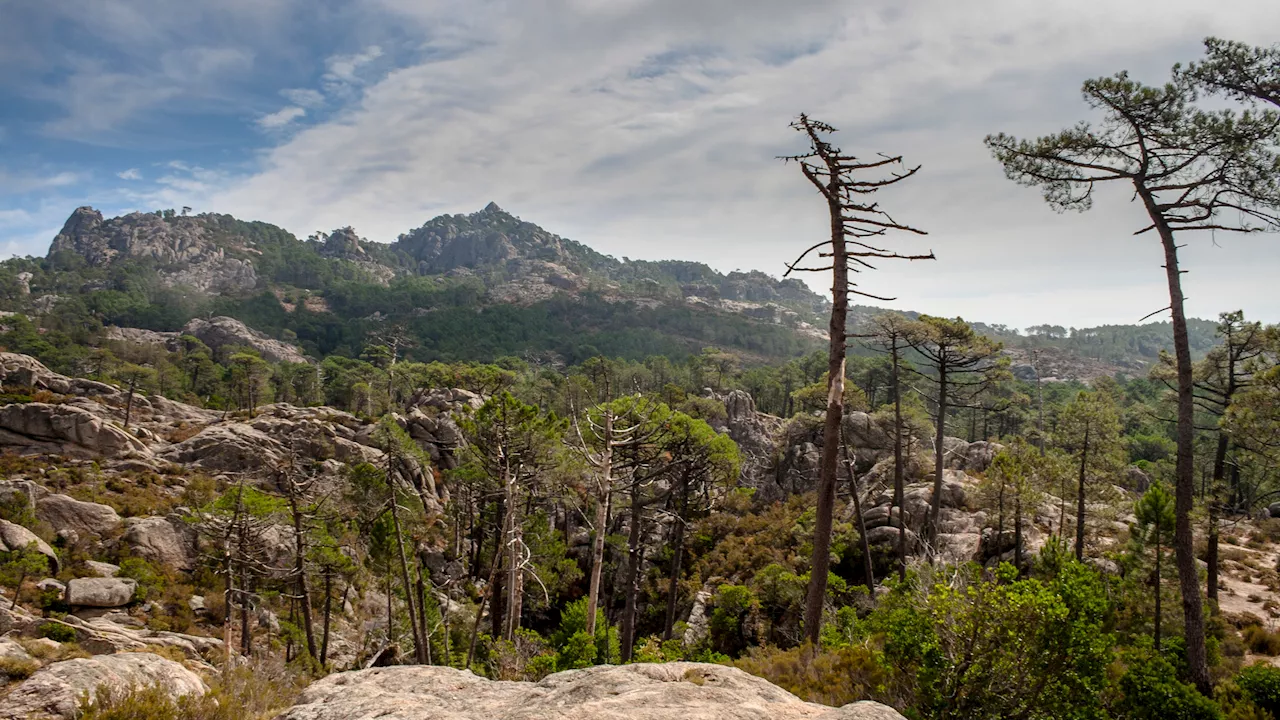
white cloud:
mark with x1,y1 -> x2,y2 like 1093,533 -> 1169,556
117,168 -> 142,180
62,0 -> 1276,328
321,45 -> 384,95
281,88 -> 325,108
257,106 -> 307,129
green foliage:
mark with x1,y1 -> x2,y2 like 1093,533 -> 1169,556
1237,664 -> 1280,717
1111,650 -> 1222,720
708,584 -> 757,656
39,621 -> 77,643
117,557 -> 166,602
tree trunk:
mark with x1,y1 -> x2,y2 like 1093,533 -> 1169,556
620,480 -> 644,661
320,571 -> 333,665
502,464 -> 522,641
663,478 -> 689,641
584,403 -> 615,638
842,431 -> 874,589
1155,516 -> 1163,652
892,343 -> 908,582
466,541 -> 503,668
585,485 -> 611,637
1075,425 -> 1090,561
927,364 -> 949,548
389,496 -> 425,663
124,380 -> 136,429
1014,495 -> 1023,570
1142,186 -> 1209,692
804,186 -> 848,648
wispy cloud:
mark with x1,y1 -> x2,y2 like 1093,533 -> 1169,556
281,88 -> 325,108
117,168 -> 142,180
258,106 -> 307,129
322,45 -> 384,95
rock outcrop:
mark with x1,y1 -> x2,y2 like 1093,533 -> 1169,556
181,316 -> 309,365
0,519 -> 59,571
48,207 -> 256,294
65,578 -> 137,608
121,516 -> 196,571
277,663 -> 904,720
36,494 -> 122,541
0,402 -> 150,459
0,652 -> 207,720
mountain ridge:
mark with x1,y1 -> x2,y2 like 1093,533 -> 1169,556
1,203 -> 1221,377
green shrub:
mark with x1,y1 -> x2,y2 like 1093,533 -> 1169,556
1112,650 -> 1221,720
39,621 -> 78,643
1237,664 -> 1280,717
117,557 -> 165,602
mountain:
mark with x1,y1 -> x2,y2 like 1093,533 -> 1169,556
0,203 -> 1219,376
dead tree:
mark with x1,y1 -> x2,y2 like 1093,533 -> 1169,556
781,114 -> 932,646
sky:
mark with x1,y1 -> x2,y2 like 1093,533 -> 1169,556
1,0 -> 1278,330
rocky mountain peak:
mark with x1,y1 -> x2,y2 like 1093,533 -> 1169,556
45,207 -> 257,294
317,226 -> 368,260
480,201 -> 504,215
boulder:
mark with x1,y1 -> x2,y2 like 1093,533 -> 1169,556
36,494 -> 122,540
182,316 -> 308,365
0,651 -> 207,720
276,663 -> 905,720
0,403 -> 150,459
0,519 -> 59,572
84,561 -> 120,578
65,578 -> 136,608
159,422 -> 281,472
121,516 -> 194,570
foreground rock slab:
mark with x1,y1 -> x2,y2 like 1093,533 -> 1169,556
277,662 -> 904,720
0,651 -> 207,720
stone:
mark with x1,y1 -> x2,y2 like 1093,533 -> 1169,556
188,595 -> 205,613
0,651 -> 207,720
121,516 -> 194,570
182,316 -> 308,365
0,403 -> 150,459
84,561 -> 120,578
36,578 -> 66,601
65,578 -> 136,608
36,494 -> 122,540
866,525 -> 919,552
276,663 -> 905,720
0,519 -> 59,572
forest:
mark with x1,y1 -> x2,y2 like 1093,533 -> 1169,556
0,35 -> 1276,720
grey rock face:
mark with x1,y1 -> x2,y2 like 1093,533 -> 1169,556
0,652 -> 207,720
181,316 -> 309,365
0,403 -> 150,459
48,207 -> 257,294
36,494 -> 122,540
65,578 -> 136,608
277,663 -> 905,720
0,519 -> 59,571
122,516 -> 195,571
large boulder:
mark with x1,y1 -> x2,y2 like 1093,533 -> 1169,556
182,316 -> 308,365
0,403 -> 150,459
0,651 -> 207,720
0,519 -> 58,572
121,516 -> 194,570
36,494 -> 122,540
277,663 -> 904,720
65,578 -> 136,608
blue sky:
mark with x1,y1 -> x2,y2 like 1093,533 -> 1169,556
2,0 -> 1279,329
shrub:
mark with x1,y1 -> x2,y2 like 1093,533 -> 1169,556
39,621 -> 78,643
77,658 -> 307,720
117,557 -> 165,602
735,644 -> 889,708
1242,625 -> 1280,656
1237,664 -> 1280,717
1111,650 -> 1222,720
0,655 -> 39,679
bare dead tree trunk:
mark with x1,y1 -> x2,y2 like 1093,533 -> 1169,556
620,478 -> 644,662
892,344 -> 907,582
841,429 -> 874,589
584,409 -> 613,638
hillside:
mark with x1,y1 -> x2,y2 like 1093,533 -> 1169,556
1,204 -> 1217,378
